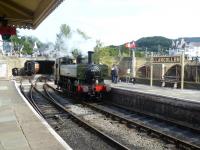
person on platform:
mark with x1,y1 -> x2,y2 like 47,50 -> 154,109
111,65 -> 115,83
126,68 -> 131,83
114,65 -> 119,83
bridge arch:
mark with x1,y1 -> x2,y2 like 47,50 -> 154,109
165,64 -> 181,77
137,65 -> 150,78
164,64 -> 199,81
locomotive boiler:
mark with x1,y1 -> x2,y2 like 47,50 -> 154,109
54,51 -> 110,99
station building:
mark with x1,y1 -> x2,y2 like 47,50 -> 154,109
169,39 -> 200,61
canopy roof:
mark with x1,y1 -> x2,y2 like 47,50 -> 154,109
0,0 -> 64,29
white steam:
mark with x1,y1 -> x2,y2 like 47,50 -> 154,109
55,28 -> 96,58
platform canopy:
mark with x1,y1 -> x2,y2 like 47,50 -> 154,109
0,0 -> 64,29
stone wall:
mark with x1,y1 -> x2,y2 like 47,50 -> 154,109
0,55 -> 53,80
109,88 -> 200,131
0,55 -> 26,80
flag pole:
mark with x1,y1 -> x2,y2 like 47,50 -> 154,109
126,41 -> 136,78
132,48 -> 136,78
129,47 -> 131,78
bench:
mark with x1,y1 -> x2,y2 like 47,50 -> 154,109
161,76 -> 179,88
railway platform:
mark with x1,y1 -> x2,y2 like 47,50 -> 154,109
0,80 -> 71,150
106,80 -> 200,131
108,81 -> 200,102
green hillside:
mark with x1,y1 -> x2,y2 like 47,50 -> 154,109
136,36 -> 171,53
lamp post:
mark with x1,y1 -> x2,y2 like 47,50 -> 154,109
181,50 -> 185,89
195,51 -> 199,83
150,52 -> 153,87
132,49 -> 136,78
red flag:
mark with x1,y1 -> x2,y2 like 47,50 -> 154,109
125,41 -> 136,48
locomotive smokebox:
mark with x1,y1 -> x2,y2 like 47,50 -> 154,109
88,51 -> 94,64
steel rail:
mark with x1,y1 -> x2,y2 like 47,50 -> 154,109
46,83 -> 200,150
39,84 -> 130,150
29,85 -> 46,118
19,79 -> 44,118
82,102 -> 200,150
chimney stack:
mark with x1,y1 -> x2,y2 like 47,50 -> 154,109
88,51 -> 94,64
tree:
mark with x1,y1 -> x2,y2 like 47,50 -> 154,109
76,29 -> 90,40
71,49 -> 81,59
104,45 -> 119,57
21,40 -> 32,55
136,36 -> 172,53
11,35 -> 34,56
10,35 -> 22,55
60,24 -> 71,38
135,51 -> 145,57
93,40 -> 103,63
55,24 -> 71,57
19,36 -> 33,55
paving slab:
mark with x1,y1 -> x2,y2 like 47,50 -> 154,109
0,80 -> 71,150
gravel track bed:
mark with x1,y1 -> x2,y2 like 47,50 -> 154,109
99,103 -> 200,143
22,84 -> 116,150
47,115 -> 116,150
48,87 -> 170,150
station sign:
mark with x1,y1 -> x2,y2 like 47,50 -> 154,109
153,56 -> 181,63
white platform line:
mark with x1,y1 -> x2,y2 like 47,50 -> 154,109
13,80 -> 72,150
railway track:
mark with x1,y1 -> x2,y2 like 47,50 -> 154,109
20,80 -> 130,150
46,83 -> 200,150
83,102 -> 200,150
44,84 -> 168,149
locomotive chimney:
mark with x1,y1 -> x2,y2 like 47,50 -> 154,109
88,51 -> 94,64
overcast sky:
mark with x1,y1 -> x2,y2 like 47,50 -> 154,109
19,0 -> 200,46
